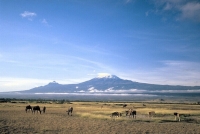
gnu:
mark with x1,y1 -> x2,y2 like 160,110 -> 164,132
33,106 -> 42,114
174,112 -> 181,122
43,106 -> 46,113
111,112 -> 122,117
123,104 -> 127,108
67,107 -> 73,116
25,105 -> 32,113
125,109 -> 136,119
148,111 -> 155,118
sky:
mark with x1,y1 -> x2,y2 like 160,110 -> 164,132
0,0 -> 200,92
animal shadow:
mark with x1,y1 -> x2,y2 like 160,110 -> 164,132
158,120 -> 177,123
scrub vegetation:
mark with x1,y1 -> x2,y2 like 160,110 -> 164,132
0,99 -> 200,134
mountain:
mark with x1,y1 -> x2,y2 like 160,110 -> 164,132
19,75 -> 200,94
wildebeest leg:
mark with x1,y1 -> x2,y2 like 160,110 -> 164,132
178,115 -> 180,122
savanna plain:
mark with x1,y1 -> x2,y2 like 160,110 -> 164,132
0,100 -> 200,134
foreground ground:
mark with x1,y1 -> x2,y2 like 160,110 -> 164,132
0,101 -> 200,134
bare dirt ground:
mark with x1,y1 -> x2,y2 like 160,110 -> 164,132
0,102 -> 200,134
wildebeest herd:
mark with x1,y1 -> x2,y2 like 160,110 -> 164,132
110,104 -> 183,122
25,105 -> 73,116
25,105 -> 46,114
25,104 -> 181,122
111,109 -> 182,121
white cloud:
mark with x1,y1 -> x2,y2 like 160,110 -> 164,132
0,77 -> 47,92
20,11 -> 36,17
150,89 -> 200,93
77,87 -> 146,93
0,77 -> 80,92
163,2 -> 172,10
178,2 -> 200,21
41,18 -> 52,27
20,11 -> 37,21
125,60 -> 200,86
42,19 -> 47,24
145,11 -> 149,16
125,0 -> 132,4
150,0 -> 200,22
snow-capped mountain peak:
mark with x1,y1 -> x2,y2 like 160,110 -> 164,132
96,74 -> 119,79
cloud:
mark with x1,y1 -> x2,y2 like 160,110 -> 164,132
0,76 -> 83,92
125,0 -> 132,4
178,2 -> 200,21
78,86 -> 200,94
145,11 -> 149,16
41,19 -> 48,24
124,60 -> 200,86
20,11 -> 37,21
97,73 -> 111,78
150,0 -> 200,22
150,89 -> 200,93
0,77 -> 48,92
41,18 -> 51,27
77,87 -> 146,93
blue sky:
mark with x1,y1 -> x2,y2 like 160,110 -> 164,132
0,0 -> 200,92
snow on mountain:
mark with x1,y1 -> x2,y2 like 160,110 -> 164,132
96,74 -> 119,79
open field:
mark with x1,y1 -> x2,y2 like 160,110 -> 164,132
0,101 -> 200,134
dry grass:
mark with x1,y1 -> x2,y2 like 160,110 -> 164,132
0,101 -> 200,134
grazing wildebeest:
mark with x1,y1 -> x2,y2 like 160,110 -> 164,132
125,109 -> 136,119
123,104 -> 127,108
148,111 -> 155,118
33,106 -> 41,114
43,106 -> 46,113
25,105 -> 32,113
174,112 -> 181,122
111,112 -> 122,117
67,107 -> 73,116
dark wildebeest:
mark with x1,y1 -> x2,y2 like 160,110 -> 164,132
33,106 -> 41,114
43,106 -> 46,113
66,107 -> 73,116
149,111 -> 155,118
111,112 -> 122,118
125,109 -> 136,119
123,104 -> 127,108
174,112 -> 181,122
25,105 -> 32,113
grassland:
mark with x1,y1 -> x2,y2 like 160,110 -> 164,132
0,101 -> 200,134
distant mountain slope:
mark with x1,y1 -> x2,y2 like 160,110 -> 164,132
20,75 -> 200,93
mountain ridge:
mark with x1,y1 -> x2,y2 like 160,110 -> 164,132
18,75 -> 200,94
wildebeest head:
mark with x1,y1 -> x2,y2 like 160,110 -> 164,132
174,112 -> 178,116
